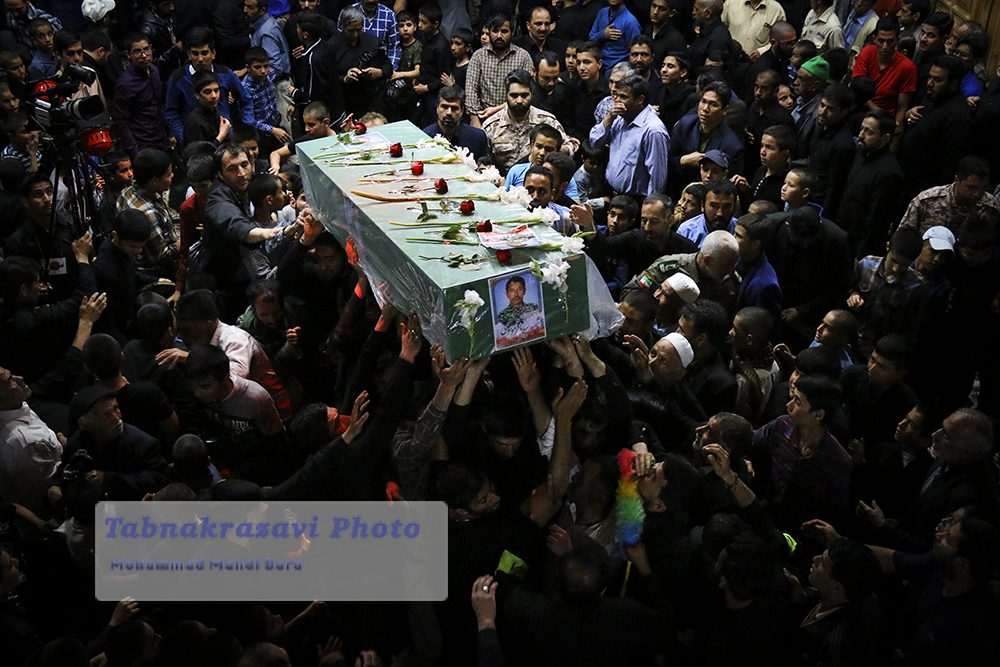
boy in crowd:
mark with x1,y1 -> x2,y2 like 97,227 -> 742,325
413,4 -> 449,126
242,173 -> 298,280
442,28 -> 475,91
0,51 -> 28,102
26,18 -> 57,80
268,101 -> 334,174
241,46 -> 289,151
0,112 -> 40,174
386,11 -> 421,123
183,70 -> 230,145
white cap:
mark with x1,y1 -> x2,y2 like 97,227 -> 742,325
922,226 -> 956,252
665,332 -> 694,368
82,0 -> 115,22
665,272 -> 700,304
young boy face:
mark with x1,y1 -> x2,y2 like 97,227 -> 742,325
607,206 -> 635,235
679,190 -> 701,219
576,51 -> 602,81
417,14 -> 436,36
700,161 -> 727,182
110,159 -> 133,189
30,24 -> 55,53
565,47 -> 577,74
480,26 -> 490,48
303,113 -> 330,137
781,172 -> 808,205
240,139 -> 259,163
249,59 -> 269,80
582,157 -> 600,174
450,37 -> 469,59
399,19 -> 416,41
0,89 -> 18,112
2,57 -> 25,82
196,82 -> 221,109
760,134 -> 788,170
191,179 -> 214,200
777,84 -> 795,111
9,121 -> 32,147
790,44 -> 808,69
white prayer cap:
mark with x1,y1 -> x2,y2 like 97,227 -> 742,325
665,332 -> 694,368
82,0 -> 115,22
664,272 -> 700,304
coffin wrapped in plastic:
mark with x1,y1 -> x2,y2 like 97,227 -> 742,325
298,121 -> 621,359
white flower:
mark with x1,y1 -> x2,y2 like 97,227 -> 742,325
539,258 -> 570,293
499,185 -> 532,208
456,289 -> 485,330
416,135 -> 453,150
455,146 -> 478,170
537,208 -> 559,223
561,236 -> 585,254
466,165 -> 502,185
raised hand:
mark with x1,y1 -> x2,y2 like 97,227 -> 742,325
399,311 -> 424,362
79,292 -> 107,324
342,390 -> 370,444
512,346 -> 541,394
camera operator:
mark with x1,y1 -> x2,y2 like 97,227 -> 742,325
52,29 -> 106,107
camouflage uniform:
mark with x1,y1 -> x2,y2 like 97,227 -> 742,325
897,183 -> 1000,236
623,252 -> 740,315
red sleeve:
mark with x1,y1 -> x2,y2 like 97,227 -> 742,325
852,45 -> 875,78
898,59 -> 917,95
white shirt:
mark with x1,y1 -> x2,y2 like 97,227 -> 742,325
802,6 -> 845,54
0,403 -> 62,516
722,0 -> 787,55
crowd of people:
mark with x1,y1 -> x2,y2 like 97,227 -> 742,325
1,0 -> 1000,665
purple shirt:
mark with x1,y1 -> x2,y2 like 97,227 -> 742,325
112,63 -> 169,157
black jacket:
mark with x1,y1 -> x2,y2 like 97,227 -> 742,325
807,120 -> 856,218
836,144 -> 904,256
897,89 -> 973,197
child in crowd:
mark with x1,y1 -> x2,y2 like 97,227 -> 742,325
26,18 -> 57,80
0,51 -> 28,102
442,28 -> 475,91
386,11 -> 421,123
183,71 -> 230,145
564,40 -> 582,81
268,101 -> 334,173
573,143 -> 609,210
0,112 -> 40,173
242,46 -> 289,150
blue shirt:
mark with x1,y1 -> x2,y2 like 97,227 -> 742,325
166,63 -> 254,143
242,68 -> 282,134
843,9 -> 876,49
250,14 -> 291,75
961,71 -> 984,98
588,6 -> 641,73
505,162 -> 581,201
589,104 -> 669,196
676,214 -> 736,247
27,50 -> 58,80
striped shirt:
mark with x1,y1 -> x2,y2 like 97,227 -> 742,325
242,68 -> 282,135
465,44 -> 533,115
345,2 -> 401,70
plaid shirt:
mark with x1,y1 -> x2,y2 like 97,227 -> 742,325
117,184 -> 180,279
466,44 -> 533,115
347,2 -> 401,70
242,69 -> 282,134
6,6 -> 62,47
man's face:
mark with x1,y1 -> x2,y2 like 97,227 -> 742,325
733,224 -> 758,259
918,24 -> 943,53
702,248 -> 738,281
84,398 -> 124,441
312,245 -> 345,280
898,3 -> 916,28
303,114 -> 329,137
874,30 -> 898,62
528,9 -> 552,42
528,133 -> 558,165
760,134 -> 788,170
692,0 -> 711,27
729,316 -> 753,354
660,56 -> 685,86
506,280 -> 526,307
128,39 -> 153,69
243,0 -> 265,21
958,245 -> 991,268
575,51 -> 601,82
463,480 -> 501,516
777,85 -> 795,111
148,166 -> 173,195
781,172 -> 808,205
524,173 -> 552,208
607,0 -> 623,9
817,96 -> 848,127
57,40 -> 84,68
489,21 -> 512,51
437,98 -> 463,130
852,0 -> 874,13
535,60 -> 560,94
641,201 -> 670,245
814,312 -> 844,347
253,296 -> 284,327
629,44 -> 652,74
931,518 -> 963,562
895,407 -> 925,446
30,24 -> 54,53
197,82 -> 221,109
24,181 -> 53,219
703,192 -> 735,230
954,175 -> 988,207
930,413 -> 968,464
925,65 -> 954,101
808,549 -> 837,594
946,24 -> 969,56
648,339 -> 685,384
4,0 -> 27,18
650,0 -> 672,26
868,350 -> 906,388
698,91 -> 726,129
191,375 -> 230,403
343,21 -> 363,45
0,367 -> 30,406
654,280 -> 681,321
188,44 -> 215,71
754,75 -> 777,106
507,83 -> 531,117
613,85 -> 644,119
882,250 -> 912,282
608,206 -> 635,235
220,152 -> 252,191
858,116 -> 890,152
700,161 -> 726,183
360,0 -> 378,13
915,241 -> 949,273
154,0 -> 174,17
176,319 -> 215,348
793,68 -> 821,98
786,386 -> 817,428
618,301 -> 653,338
955,43 -> 977,70
112,231 -> 147,256
773,30 -> 798,60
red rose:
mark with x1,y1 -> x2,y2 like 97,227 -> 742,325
411,161 -> 424,175
354,123 -> 366,134
435,178 -> 448,194
390,142 -> 403,157
460,200 -> 475,215
476,220 -> 492,232
496,249 -> 512,262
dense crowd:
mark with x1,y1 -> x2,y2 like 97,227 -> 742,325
1,0 -> 1000,665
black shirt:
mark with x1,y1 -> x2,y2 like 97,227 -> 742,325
552,0 -> 608,42
837,145 -> 905,256
183,104 -> 222,146
840,364 -> 918,447
806,120 -> 856,217
644,21 -> 686,70
897,90 -> 973,197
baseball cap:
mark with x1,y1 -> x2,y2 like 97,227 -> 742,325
922,226 -> 956,252
700,150 -> 730,171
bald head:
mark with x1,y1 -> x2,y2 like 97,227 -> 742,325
699,231 -> 739,281
770,21 -> 796,40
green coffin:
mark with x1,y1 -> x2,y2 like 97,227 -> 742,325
297,121 -> 615,359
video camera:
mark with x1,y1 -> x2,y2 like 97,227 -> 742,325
25,64 -> 113,156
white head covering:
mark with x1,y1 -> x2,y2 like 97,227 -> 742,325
82,0 -> 115,22
665,332 -> 694,368
665,272 -> 700,304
